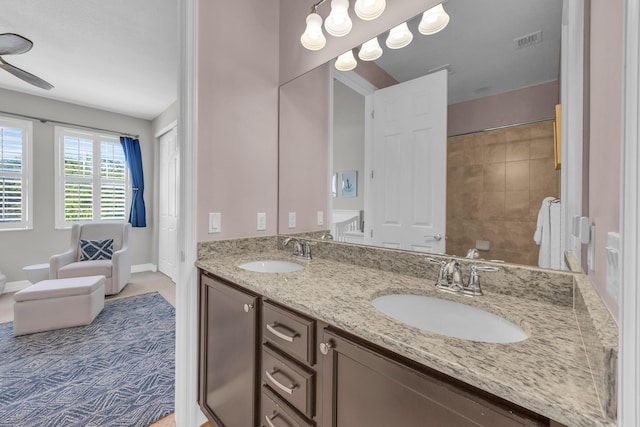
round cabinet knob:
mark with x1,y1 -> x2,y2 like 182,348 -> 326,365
243,303 -> 254,313
319,341 -> 334,355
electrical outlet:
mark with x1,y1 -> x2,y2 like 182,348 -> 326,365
208,212 -> 221,233
257,212 -> 266,231
475,240 -> 490,251
288,212 -> 296,229
317,210 -> 324,226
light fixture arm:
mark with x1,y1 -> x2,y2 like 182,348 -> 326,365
310,0 -> 327,14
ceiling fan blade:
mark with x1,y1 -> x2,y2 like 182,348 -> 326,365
0,57 -> 53,90
0,33 -> 33,55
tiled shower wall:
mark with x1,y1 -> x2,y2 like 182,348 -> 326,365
446,120 -> 560,266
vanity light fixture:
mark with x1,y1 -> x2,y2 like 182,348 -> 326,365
386,22 -> 413,49
354,0 -> 386,21
335,50 -> 358,71
418,3 -> 450,35
301,4 -> 327,50
358,36 -> 383,61
325,0 -> 353,37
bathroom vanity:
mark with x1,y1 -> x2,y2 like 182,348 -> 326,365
196,237 -> 617,427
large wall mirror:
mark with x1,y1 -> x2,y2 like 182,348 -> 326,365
279,0 -> 578,271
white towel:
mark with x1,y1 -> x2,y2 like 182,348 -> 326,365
534,197 -> 562,269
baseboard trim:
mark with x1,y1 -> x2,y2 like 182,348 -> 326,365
4,280 -> 32,293
131,263 -> 158,274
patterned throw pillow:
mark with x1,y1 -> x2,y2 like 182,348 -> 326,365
79,239 -> 114,261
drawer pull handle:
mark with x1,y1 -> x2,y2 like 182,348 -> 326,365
265,413 -> 277,427
266,323 -> 298,343
265,412 -> 290,427
265,368 -> 297,395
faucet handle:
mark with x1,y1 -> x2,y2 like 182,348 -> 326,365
463,265 -> 499,296
427,258 -> 448,288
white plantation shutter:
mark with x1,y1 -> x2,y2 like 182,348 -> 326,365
0,117 -> 32,230
100,141 -> 127,221
55,127 -> 129,228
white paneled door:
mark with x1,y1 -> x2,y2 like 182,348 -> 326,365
368,70 -> 447,253
158,126 -> 178,281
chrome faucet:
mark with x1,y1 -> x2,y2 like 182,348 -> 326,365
283,237 -> 315,259
429,258 -> 462,291
465,248 -> 479,259
428,258 -> 499,296
462,265 -> 499,296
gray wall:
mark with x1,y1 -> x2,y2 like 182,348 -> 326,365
0,87 -> 156,282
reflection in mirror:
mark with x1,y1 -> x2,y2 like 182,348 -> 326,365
279,0 -> 565,269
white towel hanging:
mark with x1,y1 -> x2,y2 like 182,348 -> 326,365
535,197 -> 561,268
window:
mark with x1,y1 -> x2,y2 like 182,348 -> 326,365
55,127 -> 129,228
0,116 -> 33,231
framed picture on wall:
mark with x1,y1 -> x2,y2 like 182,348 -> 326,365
342,170 -> 357,198
554,104 -> 561,170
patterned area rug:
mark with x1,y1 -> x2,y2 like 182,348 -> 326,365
0,292 -> 175,427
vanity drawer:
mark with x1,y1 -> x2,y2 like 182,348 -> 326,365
261,386 -> 313,427
263,301 -> 315,365
262,345 -> 315,418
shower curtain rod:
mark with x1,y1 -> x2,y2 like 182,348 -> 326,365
449,117 -> 554,138
0,110 -> 140,139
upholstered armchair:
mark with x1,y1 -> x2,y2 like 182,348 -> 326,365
50,223 -> 131,295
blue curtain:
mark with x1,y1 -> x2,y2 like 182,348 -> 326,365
120,137 -> 146,227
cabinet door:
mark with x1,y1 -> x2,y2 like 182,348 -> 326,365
319,328 -> 548,427
200,273 -> 260,427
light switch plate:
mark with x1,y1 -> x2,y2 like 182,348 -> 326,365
256,212 -> 266,231
317,210 -> 324,226
288,212 -> 296,229
208,212 -> 221,233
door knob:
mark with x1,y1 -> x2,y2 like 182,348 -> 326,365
425,233 -> 442,241
243,303 -> 254,312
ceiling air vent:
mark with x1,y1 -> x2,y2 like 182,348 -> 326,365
514,30 -> 542,49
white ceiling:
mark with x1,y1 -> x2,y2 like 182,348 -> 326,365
0,1 -> 561,120
0,0 -> 178,120
372,0 -> 563,104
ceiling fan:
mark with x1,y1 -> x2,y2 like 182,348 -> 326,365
0,33 -> 53,90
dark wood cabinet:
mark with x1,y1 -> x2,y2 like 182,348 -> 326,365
198,269 -> 567,427
199,272 -> 260,427
319,328 -> 552,427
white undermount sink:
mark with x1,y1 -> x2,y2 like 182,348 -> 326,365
238,260 -> 304,273
372,294 -> 528,344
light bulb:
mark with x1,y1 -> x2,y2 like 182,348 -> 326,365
325,0 -> 353,37
301,12 -> 326,50
358,37 -> 383,61
354,0 -> 385,20
335,50 -> 357,71
418,3 -> 450,35
386,22 -> 413,49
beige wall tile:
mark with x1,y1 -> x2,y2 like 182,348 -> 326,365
530,137 -> 554,159
462,164 -> 484,192
506,140 -> 530,161
483,142 -> 506,164
462,192 -> 482,220
530,157 -> 557,190
463,140 -> 484,165
483,163 -> 506,191
481,191 -> 505,220
506,160 -> 530,191
505,191 -> 530,221
530,120 -> 554,138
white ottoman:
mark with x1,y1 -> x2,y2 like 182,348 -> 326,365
13,275 -> 105,336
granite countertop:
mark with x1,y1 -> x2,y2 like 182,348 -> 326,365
196,248 -> 613,427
